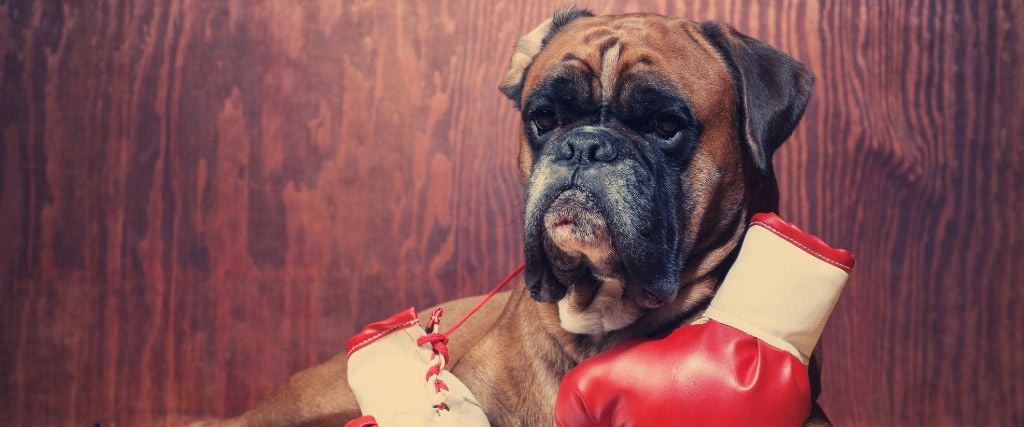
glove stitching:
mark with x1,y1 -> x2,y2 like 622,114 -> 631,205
345,319 -> 420,357
751,221 -> 852,272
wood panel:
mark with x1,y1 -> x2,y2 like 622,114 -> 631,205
1,1 -> 1021,425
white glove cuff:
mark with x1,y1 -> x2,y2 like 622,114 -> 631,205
705,213 -> 854,364
346,309 -> 490,426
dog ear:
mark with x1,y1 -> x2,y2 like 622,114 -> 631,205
499,7 -> 595,108
699,22 -> 815,175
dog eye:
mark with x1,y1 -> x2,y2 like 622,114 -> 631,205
652,113 -> 683,138
532,109 -> 558,133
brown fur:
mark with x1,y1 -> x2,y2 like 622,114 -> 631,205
454,14 -> 764,424
194,12 -> 826,427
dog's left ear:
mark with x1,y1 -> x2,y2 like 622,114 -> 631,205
499,7 -> 595,108
700,22 -> 815,175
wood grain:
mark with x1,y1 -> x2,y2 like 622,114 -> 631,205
1,1 -> 1022,425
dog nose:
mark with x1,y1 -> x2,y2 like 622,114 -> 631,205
557,129 -> 617,164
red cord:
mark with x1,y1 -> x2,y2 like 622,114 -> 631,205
417,333 -> 450,362
416,263 -> 526,413
442,263 -> 526,337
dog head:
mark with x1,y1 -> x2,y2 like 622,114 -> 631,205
501,8 -> 814,336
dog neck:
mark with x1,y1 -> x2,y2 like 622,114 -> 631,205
514,217 -> 748,364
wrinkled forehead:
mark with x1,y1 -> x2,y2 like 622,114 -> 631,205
521,14 -> 735,122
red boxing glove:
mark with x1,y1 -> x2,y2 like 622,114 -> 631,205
555,213 -> 854,427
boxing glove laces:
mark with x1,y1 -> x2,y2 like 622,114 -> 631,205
345,265 -> 525,427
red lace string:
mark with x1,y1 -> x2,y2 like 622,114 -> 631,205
415,263 -> 526,413
443,263 -> 526,336
417,333 -> 450,363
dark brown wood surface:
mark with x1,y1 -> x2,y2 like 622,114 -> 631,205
2,1 -> 1022,425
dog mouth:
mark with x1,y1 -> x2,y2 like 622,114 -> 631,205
524,152 -> 683,311
544,190 -> 668,305
530,185 -> 679,307
543,189 -> 611,253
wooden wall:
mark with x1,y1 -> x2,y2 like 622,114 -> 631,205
2,1 -> 1022,425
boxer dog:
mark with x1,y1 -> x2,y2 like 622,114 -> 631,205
196,7 -> 826,426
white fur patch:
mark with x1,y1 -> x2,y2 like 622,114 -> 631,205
558,279 -> 639,335
600,42 -> 621,103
